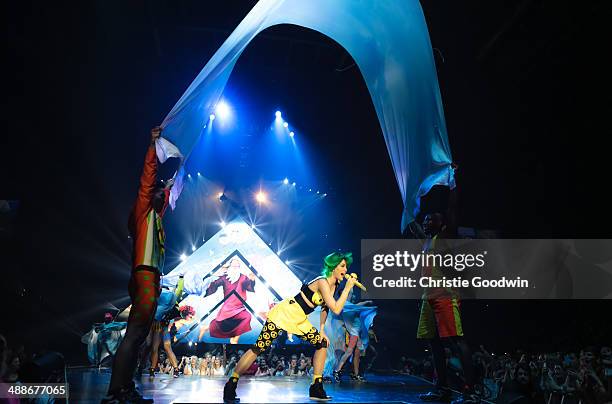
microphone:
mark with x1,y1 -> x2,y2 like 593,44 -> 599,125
345,274 -> 367,292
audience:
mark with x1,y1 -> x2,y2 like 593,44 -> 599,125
400,345 -> 612,404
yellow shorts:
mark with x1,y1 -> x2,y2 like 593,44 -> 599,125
267,298 -> 316,335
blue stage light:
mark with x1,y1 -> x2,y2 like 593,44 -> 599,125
292,182 -> 296,186
191,245 -> 196,252
209,113 -> 216,121
289,131 -> 294,137
275,111 -> 282,119
283,122 -> 289,128
283,178 -> 289,185
215,100 -> 231,120
187,174 -> 192,178
180,253 -> 188,262
285,260 -> 290,265
197,172 -> 201,176
220,221 -> 226,228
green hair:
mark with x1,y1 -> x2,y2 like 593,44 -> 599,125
321,251 -> 353,278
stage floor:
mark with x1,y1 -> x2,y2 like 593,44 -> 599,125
68,368 -> 438,403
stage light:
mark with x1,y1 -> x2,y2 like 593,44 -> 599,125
220,221 -> 226,228
323,193 -> 327,197
209,113 -> 216,121
215,100 -> 230,120
292,182 -> 296,186
251,224 -> 256,229
187,174 -> 191,178
191,245 -> 196,252
195,343 -> 198,346
289,131 -> 294,137
283,178 -> 289,185
180,253 -> 187,262
275,111 -> 282,119
197,172 -> 201,176
188,341 -> 193,347
283,122 -> 289,128
256,191 -> 267,204
316,191 -> 320,194
285,260 -> 290,265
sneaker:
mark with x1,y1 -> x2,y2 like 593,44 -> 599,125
332,370 -> 341,382
419,388 -> 452,402
451,391 -> 480,404
350,373 -> 365,382
223,378 -> 240,403
309,377 -> 332,401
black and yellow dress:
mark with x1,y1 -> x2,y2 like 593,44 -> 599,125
253,277 -> 330,354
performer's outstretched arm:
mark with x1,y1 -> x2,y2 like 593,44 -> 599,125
133,128 -> 160,218
318,277 -> 356,315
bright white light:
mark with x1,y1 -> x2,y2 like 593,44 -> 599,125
215,100 -> 231,120
180,253 -> 187,262
292,182 -> 296,186
195,343 -> 198,346
283,122 -> 289,128
275,111 -> 282,119
289,131 -> 294,137
285,260 -> 290,265
191,245 -> 196,252
188,341 -> 193,347
316,191 -> 320,194
217,192 -> 224,200
187,174 -> 191,178
256,191 -> 267,204
220,221 -> 226,228
197,172 -> 201,176
323,193 -> 327,197
209,113 -> 216,121
251,224 -> 256,229
283,178 -> 289,185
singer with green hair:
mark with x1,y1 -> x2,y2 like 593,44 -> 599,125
223,251 -> 357,402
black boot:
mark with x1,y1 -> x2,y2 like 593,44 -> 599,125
309,377 -> 331,401
419,387 -> 452,402
223,377 -> 240,403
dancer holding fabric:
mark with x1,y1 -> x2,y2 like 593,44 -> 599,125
222,252 -> 357,402
103,127 -> 174,404
412,212 -> 478,404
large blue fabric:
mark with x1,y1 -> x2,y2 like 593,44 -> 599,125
159,0 -> 454,229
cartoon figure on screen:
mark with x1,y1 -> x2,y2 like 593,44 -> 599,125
198,257 -> 256,344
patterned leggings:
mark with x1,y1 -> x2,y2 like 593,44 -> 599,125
252,319 -> 325,354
